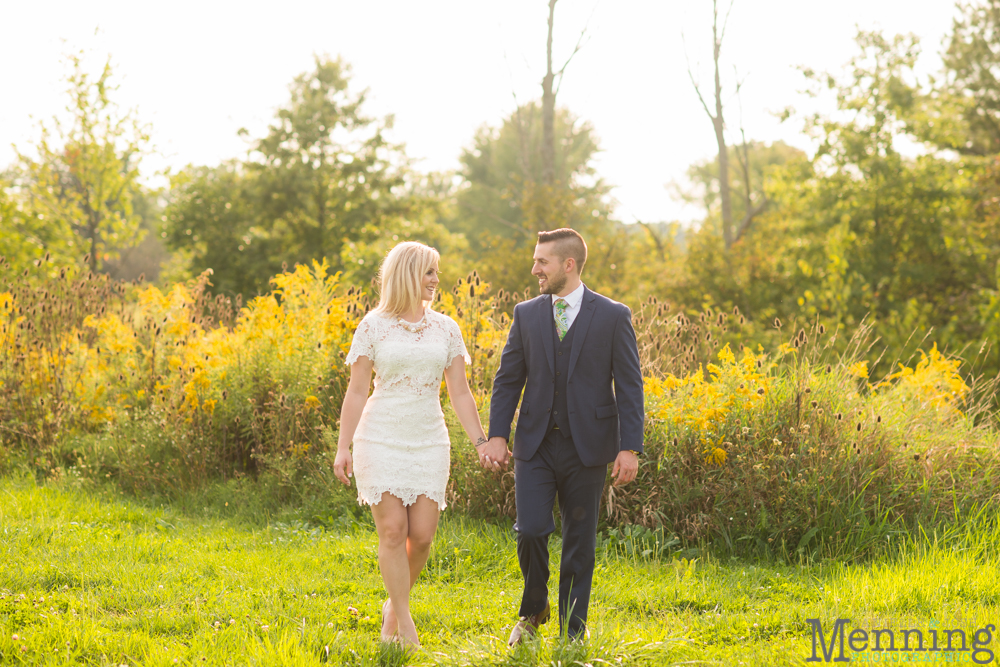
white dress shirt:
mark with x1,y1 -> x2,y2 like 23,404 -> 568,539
551,282 -> 586,332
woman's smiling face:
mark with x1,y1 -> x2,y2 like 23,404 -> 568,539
422,261 -> 440,301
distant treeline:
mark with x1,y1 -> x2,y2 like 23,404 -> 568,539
4,7 -> 1000,381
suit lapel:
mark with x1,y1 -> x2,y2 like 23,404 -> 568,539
567,287 -> 597,380
538,296 -> 556,376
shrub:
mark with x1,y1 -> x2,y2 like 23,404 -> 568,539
3,257 -> 999,559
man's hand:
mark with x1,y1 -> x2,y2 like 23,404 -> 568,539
478,436 -> 511,471
611,450 -> 639,486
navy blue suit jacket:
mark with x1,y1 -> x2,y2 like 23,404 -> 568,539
488,286 -> 645,467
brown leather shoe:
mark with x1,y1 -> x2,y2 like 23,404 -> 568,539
507,601 -> 551,647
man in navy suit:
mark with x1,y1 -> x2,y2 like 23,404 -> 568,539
481,228 -> 644,644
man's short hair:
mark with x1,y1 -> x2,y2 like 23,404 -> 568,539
537,228 -> 588,274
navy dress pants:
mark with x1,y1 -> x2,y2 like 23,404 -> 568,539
513,428 -> 608,637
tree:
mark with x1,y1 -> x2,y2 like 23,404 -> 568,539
165,56 -> 411,297
12,53 -> 148,273
766,31 -> 995,361
540,0 -> 587,188
163,162 -> 265,296
250,56 -> 405,263
915,0 -> 1000,155
677,140 -> 803,235
0,176 -> 71,271
684,0 -> 769,252
451,104 -> 615,296
339,173 -> 471,291
666,28 -> 1000,374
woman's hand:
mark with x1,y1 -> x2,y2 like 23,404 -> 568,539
334,448 -> 353,486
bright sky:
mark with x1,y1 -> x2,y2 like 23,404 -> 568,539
1,0 -> 958,224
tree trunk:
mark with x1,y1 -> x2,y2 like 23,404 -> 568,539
712,1 -> 733,249
316,163 -> 327,261
541,0 -> 557,188
88,231 -> 98,273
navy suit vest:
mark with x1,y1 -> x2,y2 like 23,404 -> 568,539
546,310 -> 576,437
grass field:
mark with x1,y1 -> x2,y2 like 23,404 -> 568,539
2,477 -> 1000,666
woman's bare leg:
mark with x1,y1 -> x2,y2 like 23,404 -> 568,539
381,495 -> 441,641
406,495 -> 441,584
370,493 -> 418,646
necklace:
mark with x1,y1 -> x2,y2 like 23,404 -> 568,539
397,313 -> 429,333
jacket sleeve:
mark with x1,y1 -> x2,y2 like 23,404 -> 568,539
488,303 -> 528,441
611,304 -> 645,453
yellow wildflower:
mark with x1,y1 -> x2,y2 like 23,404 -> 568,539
847,361 -> 869,379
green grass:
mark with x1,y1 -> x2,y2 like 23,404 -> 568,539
2,477 -> 1000,666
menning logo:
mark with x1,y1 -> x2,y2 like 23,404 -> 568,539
805,618 -> 996,664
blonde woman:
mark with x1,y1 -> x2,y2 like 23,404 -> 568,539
334,241 -> 489,648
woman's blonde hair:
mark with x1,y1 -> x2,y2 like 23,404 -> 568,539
372,241 -> 440,317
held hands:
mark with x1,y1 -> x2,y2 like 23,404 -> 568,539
611,449 -> 639,486
333,447 -> 353,486
476,436 -> 511,471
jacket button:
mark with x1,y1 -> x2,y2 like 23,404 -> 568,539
555,391 -> 559,396
553,410 -> 558,415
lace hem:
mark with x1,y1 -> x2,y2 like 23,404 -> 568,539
344,349 -> 371,367
357,485 -> 447,511
445,350 -> 472,368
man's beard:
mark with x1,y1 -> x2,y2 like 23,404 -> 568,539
539,272 -> 567,295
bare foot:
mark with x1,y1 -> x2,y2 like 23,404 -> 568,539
380,599 -> 398,640
395,613 -> 420,650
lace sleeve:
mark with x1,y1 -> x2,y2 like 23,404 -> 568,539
345,316 -> 375,366
444,317 -> 472,368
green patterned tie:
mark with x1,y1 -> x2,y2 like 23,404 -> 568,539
554,298 -> 569,341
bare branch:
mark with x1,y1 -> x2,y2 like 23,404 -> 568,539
718,0 -> 736,48
554,1 -> 599,96
546,0 -> 556,84
682,30 -> 715,122
733,67 -> 753,212
637,220 -> 667,261
735,199 -> 767,242
503,49 -> 532,177
512,103 -> 534,177
541,0 -> 557,186
731,64 -> 766,244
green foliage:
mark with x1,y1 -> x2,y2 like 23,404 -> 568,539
450,103 -> 621,297
162,161 -> 265,296
668,29 -> 1000,386
677,140 -> 805,234
0,180 -> 71,272
780,31 -> 1000,368
7,262 -> 999,561
338,176 -> 472,291
9,52 -> 149,274
911,0 -> 1000,155
163,56 -> 429,298
455,103 -> 607,237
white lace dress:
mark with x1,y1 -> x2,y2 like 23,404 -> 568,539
344,309 -> 470,510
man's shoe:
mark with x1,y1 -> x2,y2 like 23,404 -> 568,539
508,601 -> 551,647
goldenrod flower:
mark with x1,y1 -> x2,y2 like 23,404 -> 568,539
847,361 -> 869,378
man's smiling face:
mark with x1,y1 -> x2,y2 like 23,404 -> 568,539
531,242 -> 568,295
